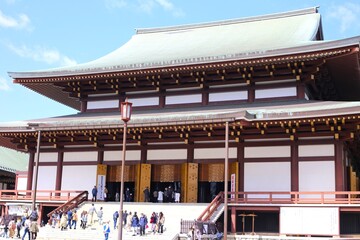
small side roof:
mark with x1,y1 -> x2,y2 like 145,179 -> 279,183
0,147 -> 28,173
9,7 -> 323,79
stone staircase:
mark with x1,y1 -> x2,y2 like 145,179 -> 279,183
36,201 -> 208,240
37,224 -> 177,240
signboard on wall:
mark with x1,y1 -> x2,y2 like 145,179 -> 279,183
96,164 -> 107,201
280,207 -> 339,236
230,173 -> 236,199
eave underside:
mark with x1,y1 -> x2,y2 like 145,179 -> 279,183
0,106 -> 359,152
13,46 -> 359,110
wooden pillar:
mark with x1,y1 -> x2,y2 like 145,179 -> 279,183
97,149 -> 104,164
248,87 -> 255,103
231,207 -> 236,233
291,142 -> 299,191
187,143 -> 194,163
27,152 -> 35,191
80,100 -> 87,113
202,87 -> 209,106
140,145 -> 147,164
181,163 -> 198,203
134,164 -> 151,202
296,83 -> 305,99
159,90 -> 165,108
238,145 -> 244,192
55,151 -> 64,191
335,141 -> 344,191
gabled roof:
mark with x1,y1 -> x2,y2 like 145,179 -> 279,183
9,7 -> 324,79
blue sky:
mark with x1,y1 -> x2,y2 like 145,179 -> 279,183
0,0 -> 359,122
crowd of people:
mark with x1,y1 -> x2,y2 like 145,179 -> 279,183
0,207 -> 39,240
47,203 -> 166,238
115,210 -> 166,236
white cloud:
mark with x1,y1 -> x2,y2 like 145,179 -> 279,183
327,2 -> 360,33
105,0 -> 127,9
138,0 -> 184,17
0,77 -> 10,91
7,44 -> 77,67
0,10 -> 30,30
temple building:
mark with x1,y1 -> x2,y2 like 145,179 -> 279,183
1,7 -> 360,236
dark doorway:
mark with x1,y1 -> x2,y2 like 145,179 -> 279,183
198,182 -> 225,203
106,181 -> 135,202
151,181 -> 180,202
340,212 -> 360,234
42,206 -> 57,226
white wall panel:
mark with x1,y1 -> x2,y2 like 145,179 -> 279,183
166,94 -> 202,105
87,100 -> 119,110
62,165 -> 97,198
16,177 -> 27,191
36,166 -> 56,195
194,148 -> 237,159
104,150 -> 141,161
299,161 -> 335,192
64,151 -> 97,162
255,87 -> 297,99
209,91 -> 247,102
299,144 -> 334,157
147,149 -> 187,160
245,146 -> 290,158
244,162 -> 291,194
39,152 -> 58,162
131,97 -> 159,107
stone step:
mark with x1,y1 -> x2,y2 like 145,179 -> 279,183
36,225 -> 177,240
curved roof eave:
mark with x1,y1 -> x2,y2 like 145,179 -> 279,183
9,7 -> 329,80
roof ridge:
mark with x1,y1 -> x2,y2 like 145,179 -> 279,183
136,7 -> 319,34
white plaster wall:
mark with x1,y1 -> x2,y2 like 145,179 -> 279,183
147,149 -> 187,160
255,87 -> 297,99
209,91 -> 248,102
166,94 -> 202,105
16,177 -> 27,191
299,161 -> 335,192
62,165 -> 97,198
244,162 -> 291,195
299,144 -> 334,157
39,152 -> 58,162
194,148 -> 237,159
245,146 -> 290,158
36,166 -> 56,195
131,97 -> 159,107
63,151 -> 98,162
87,100 -> 119,110
104,150 -> 141,161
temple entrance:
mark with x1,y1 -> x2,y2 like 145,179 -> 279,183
151,164 -> 181,202
106,181 -> 135,202
107,165 -> 136,201
198,182 -> 224,203
151,181 -> 181,202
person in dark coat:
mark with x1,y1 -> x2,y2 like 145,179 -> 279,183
92,186 -> 98,202
131,212 -> 139,236
139,213 -> 148,236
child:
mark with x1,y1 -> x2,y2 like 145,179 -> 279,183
103,220 -> 110,240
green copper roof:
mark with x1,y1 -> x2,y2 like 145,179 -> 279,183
0,147 -> 28,173
9,7 -> 324,79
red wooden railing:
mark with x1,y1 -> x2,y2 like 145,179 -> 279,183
228,191 -> 360,205
47,191 -> 88,217
0,190 -> 86,202
197,192 -> 224,222
197,191 -> 360,222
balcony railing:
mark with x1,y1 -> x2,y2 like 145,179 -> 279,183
228,191 -> 360,205
0,190 -> 85,202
